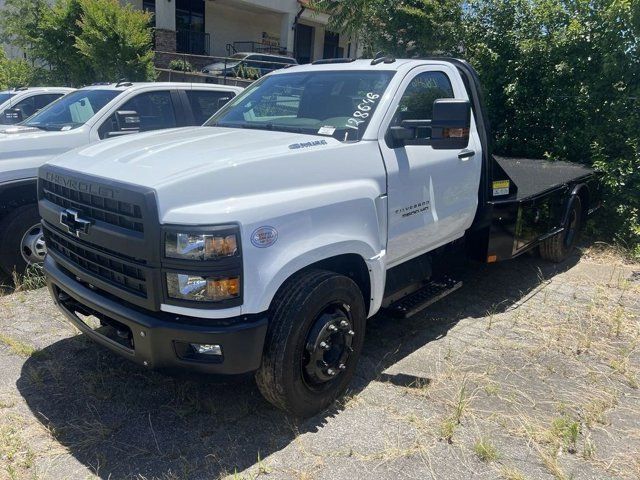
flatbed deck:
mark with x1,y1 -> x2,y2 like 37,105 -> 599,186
494,156 -> 593,200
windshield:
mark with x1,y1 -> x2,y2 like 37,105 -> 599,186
206,70 -> 395,142
0,92 -> 16,104
24,89 -> 120,131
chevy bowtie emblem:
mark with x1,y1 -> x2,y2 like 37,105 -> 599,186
59,209 -> 91,237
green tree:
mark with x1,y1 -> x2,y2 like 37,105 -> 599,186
75,0 -> 155,82
462,0 -> 640,256
311,0 -> 462,56
0,0 -> 155,85
0,49 -> 34,89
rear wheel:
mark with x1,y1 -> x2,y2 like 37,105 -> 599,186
0,204 -> 46,276
540,196 -> 582,263
255,269 -> 366,417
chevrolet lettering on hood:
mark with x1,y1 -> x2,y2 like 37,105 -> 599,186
45,171 -> 117,199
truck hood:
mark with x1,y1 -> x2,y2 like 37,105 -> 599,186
0,126 -> 86,179
45,126 -> 381,223
48,126 -> 344,189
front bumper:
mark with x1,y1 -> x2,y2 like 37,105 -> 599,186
45,256 -> 268,375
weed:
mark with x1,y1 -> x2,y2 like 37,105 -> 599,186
499,465 -> 526,480
439,417 -> 456,443
473,437 -> 498,462
0,333 -> 39,357
12,264 -> 46,292
550,416 -> 580,454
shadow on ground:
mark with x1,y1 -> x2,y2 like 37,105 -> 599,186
17,253 -> 579,479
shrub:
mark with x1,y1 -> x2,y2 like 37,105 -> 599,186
168,58 -> 194,72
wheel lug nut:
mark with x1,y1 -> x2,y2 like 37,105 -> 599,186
339,320 -> 349,328
338,363 -> 346,370
320,341 -> 330,350
327,368 -> 336,376
328,324 -> 338,332
347,330 -> 355,336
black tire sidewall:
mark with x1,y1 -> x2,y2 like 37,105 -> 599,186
0,203 -> 42,275
276,274 -> 366,416
564,196 -> 583,251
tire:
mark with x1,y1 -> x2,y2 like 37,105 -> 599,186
0,203 -> 46,276
255,269 -> 366,417
539,196 -> 582,263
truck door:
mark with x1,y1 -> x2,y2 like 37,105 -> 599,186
379,66 -> 482,267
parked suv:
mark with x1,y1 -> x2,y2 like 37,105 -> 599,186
202,52 -> 297,77
0,81 -> 243,276
0,87 -> 75,125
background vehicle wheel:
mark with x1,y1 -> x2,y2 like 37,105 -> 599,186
0,204 -> 46,276
540,196 -> 582,263
256,269 -> 366,417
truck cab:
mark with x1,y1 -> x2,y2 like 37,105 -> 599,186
0,81 -> 243,276
0,86 -> 75,125
39,58 -> 597,416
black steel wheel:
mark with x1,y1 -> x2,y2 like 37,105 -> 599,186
256,269 -> 366,417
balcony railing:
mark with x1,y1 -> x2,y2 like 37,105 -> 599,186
228,41 -> 292,57
177,30 -> 211,56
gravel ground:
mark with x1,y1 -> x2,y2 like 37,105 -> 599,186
0,247 -> 638,480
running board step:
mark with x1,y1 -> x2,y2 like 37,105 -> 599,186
385,278 -> 462,318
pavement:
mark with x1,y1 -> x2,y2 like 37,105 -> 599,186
0,248 -> 638,480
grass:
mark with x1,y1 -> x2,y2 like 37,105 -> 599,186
0,418 -> 35,479
0,333 -> 39,357
12,264 -> 47,292
549,416 -> 580,454
473,437 -> 498,462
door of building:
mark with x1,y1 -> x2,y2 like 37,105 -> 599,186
295,24 -> 314,64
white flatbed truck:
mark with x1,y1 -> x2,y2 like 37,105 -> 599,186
39,57 -> 598,416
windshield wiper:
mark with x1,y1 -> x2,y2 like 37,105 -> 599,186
211,122 -> 305,134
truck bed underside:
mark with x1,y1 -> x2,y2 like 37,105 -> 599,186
494,156 -> 593,200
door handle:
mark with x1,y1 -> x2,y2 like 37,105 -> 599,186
458,149 -> 475,160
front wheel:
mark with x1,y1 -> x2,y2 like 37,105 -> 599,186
255,269 -> 366,417
0,204 -> 46,276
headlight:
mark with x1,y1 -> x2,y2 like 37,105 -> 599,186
165,232 -> 238,261
166,273 -> 240,302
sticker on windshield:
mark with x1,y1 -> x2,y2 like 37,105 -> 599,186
61,126 -> 72,131
346,92 -> 380,131
318,126 -> 336,136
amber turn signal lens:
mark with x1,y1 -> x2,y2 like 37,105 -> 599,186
206,277 -> 240,300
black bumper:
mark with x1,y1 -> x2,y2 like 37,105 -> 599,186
45,256 -> 268,375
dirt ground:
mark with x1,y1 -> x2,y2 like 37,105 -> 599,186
0,246 -> 638,480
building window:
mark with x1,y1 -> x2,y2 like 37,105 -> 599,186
143,0 -> 155,27
323,31 -> 343,59
175,0 -> 209,55
295,24 -> 314,64
176,0 -> 205,33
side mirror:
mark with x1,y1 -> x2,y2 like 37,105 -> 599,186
108,110 -> 141,137
430,99 -> 470,150
217,96 -> 232,110
3,108 -> 23,125
388,120 -> 432,148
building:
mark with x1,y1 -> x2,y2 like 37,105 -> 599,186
127,0 -> 358,67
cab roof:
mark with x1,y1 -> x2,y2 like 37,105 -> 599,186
271,58 -> 457,75
79,82 -> 243,92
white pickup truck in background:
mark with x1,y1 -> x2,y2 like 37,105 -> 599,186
0,86 -> 75,125
39,57 -> 598,416
0,81 -> 243,276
